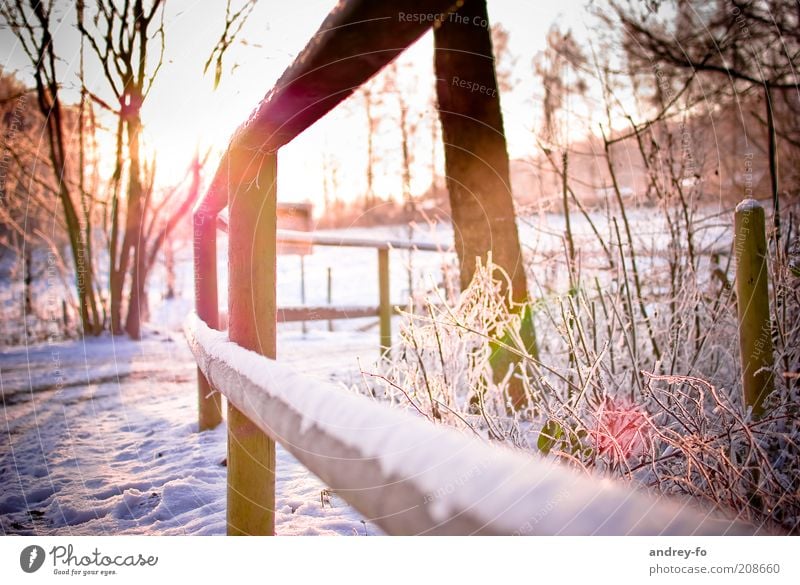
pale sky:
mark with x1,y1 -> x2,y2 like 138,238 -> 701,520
0,0 -> 597,206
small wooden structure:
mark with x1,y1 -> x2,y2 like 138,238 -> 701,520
734,199 -> 775,418
276,202 -> 313,255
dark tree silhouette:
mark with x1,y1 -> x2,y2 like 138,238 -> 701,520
434,0 -> 536,409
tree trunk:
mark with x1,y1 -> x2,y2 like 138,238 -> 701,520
764,84 -> 780,244
124,111 -> 146,340
109,255 -> 125,334
32,59 -> 102,336
433,0 -> 528,305
434,0 -> 534,410
124,228 -> 147,339
165,236 -> 175,299
108,117 -> 126,336
24,247 -> 33,315
399,96 -> 412,205
364,89 -> 376,210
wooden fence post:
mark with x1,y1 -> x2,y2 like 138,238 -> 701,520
194,210 -> 222,431
227,153 -> 278,535
300,255 -> 307,334
378,247 -> 391,356
734,198 -> 774,418
327,266 -> 333,332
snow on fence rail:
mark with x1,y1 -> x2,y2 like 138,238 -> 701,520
185,312 -> 756,536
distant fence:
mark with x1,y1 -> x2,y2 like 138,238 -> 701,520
185,312 -> 755,536
216,215 -> 447,349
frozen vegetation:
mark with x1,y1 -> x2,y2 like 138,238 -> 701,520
2,208 -> 798,534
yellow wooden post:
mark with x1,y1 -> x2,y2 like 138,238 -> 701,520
327,266 -> 333,332
227,153 -> 278,535
378,247 -> 391,356
734,199 -> 774,418
300,255 -> 307,334
194,210 -> 222,431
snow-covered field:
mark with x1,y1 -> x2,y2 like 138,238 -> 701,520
0,319 -> 387,535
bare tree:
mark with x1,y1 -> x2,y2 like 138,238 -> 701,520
383,62 -> 423,216
76,0 -> 166,339
1,1 -> 104,335
611,0 -> 800,240
357,79 -> 381,210
321,149 -> 341,225
491,23 -> 516,94
322,150 -> 339,222
435,0 -> 536,409
435,0 -> 529,302
533,26 -> 588,148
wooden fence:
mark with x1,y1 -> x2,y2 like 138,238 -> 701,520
188,0 -> 758,536
216,215 -> 445,349
185,313 -> 756,536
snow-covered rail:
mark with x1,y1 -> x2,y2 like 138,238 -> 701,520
184,312 -> 755,536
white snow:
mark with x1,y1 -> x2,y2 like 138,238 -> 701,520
1,222 -> 451,536
1,215 -> 749,535
735,198 -> 763,213
0,325 -> 381,535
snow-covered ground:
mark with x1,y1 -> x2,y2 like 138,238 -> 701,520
1,223 -> 455,536
0,211 -> 735,536
0,321 -> 384,535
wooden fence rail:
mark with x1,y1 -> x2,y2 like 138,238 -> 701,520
217,215 -> 444,252
185,312 -> 756,536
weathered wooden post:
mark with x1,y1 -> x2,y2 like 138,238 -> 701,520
734,198 -> 774,418
378,247 -> 391,356
227,154 -> 278,535
300,254 -> 307,334
194,207 -> 222,431
327,266 -> 333,332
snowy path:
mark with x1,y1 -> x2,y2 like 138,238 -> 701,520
0,324 -> 382,535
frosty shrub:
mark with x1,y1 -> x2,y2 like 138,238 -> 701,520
364,224 -> 800,533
